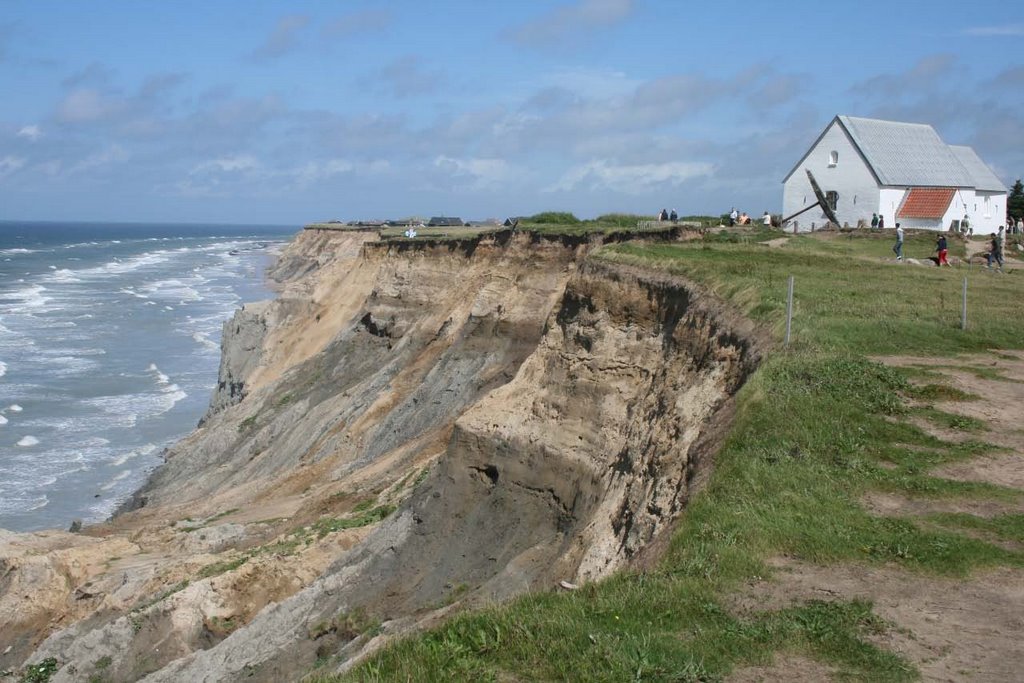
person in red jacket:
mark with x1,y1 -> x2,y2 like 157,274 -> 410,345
936,234 -> 950,266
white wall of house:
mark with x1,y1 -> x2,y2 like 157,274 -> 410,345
783,121 -> 880,231
973,191 -> 1004,235
878,188 -> 905,228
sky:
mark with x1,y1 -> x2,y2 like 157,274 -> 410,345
1,0 -> 1022,225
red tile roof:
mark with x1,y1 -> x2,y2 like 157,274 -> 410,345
897,187 -> 956,219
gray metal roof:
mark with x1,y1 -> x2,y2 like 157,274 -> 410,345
948,145 -> 1006,192
838,115 -> 975,187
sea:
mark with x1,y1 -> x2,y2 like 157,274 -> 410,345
0,221 -> 295,533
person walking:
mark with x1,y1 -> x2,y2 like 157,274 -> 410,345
762,211 -> 772,227
893,223 -> 904,261
871,212 -> 879,229
878,214 -> 885,229
936,234 -> 950,266
988,232 -> 1004,271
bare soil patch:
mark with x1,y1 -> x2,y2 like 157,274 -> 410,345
734,559 -> 1024,682
881,353 -> 1024,488
728,654 -> 837,682
733,352 -> 1024,680
860,490 -> 1022,519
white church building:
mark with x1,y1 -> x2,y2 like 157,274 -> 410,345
782,115 -> 1007,235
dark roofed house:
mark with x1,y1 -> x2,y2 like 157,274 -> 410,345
783,115 -> 1006,234
427,216 -> 465,227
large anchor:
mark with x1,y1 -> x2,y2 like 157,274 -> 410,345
781,169 -> 840,228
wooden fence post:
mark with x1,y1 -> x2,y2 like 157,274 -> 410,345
785,275 -> 795,346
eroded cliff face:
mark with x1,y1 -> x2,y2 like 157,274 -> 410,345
2,228 -> 762,683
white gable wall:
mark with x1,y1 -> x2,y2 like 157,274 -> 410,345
783,120 -> 879,232
971,191 -> 1003,235
878,188 -> 905,228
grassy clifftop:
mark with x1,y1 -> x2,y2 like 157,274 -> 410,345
321,230 -> 1024,682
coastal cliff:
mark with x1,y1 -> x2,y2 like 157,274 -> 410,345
1,227 -> 762,682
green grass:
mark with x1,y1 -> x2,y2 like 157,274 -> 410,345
198,556 -> 249,579
927,512 -> 1024,544
18,658 -> 60,683
328,234 -> 1024,682
312,505 -> 396,539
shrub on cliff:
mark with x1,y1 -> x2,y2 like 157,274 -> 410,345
527,211 -> 580,224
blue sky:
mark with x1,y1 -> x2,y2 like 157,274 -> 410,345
1,0 -> 1022,224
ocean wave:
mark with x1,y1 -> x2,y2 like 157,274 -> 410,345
83,382 -> 188,426
38,354 -> 100,377
139,277 -> 204,303
0,415 -> 7,426
17,435 -> 39,446
25,495 -> 49,511
0,361 -> 6,377
9,404 -> 23,412
48,268 -> 83,283
110,442 -> 157,466
0,284 -> 52,313
100,469 -> 132,491
148,363 -> 171,384
191,332 -> 220,352
0,248 -> 38,255
161,385 -> 188,412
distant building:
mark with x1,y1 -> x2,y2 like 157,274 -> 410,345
427,216 -> 465,227
783,115 -> 1007,234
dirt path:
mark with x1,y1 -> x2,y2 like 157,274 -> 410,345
728,351 -> 1024,682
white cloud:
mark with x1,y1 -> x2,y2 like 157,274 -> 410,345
250,15 -> 310,61
539,67 -> 638,100
434,155 -> 513,189
0,155 -> 25,179
191,155 -> 260,175
509,0 -> 634,47
965,24 -> 1024,36
70,145 -> 129,174
549,159 -> 713,194
322,10 -> 393,38
57,88 -> 121,123
17,124 -> 41,141
291,159 -> 354,186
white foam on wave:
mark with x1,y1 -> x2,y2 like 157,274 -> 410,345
161,384 -> 188,412
148,363 -> 171,384
139,277 -> 204,303
2,284 -> 52,313
111,442 -> 157,466
26,495 -> 49,511
100,469 -> 132,491
38,354 -> 100,377
0,361 -> 6,377
84,379 -> 188,426
119,287 -> 149,299
0,248 -> 37,255
17,435 -> 39,446
0,415 -> 7,426
191,331 -> 220,352
48,268 -> 83,283
9,404 -> 23,412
